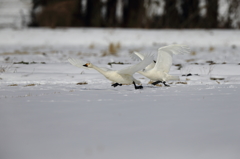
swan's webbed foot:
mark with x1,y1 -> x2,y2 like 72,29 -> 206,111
163,81 -> 170,87
111,83 -> 122,87
136,85 -> 143,89
152,81 -> 162,85
133,82 -> 143,89
152,81 -> 170,87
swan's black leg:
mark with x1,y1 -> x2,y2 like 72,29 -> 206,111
152,81 -> 162,85
133,81 -> 143,89
163,81 -> 170,87
111,83 -> 122,87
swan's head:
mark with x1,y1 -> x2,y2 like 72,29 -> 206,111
83,63 -> 93,68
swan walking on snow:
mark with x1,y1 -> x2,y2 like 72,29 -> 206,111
131,44 -> 190,87
68,56 -> 153,89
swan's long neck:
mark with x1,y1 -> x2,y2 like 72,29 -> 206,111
92,65 -> 106,75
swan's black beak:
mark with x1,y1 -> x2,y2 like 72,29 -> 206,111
83,64 -> 88,67
153,60 -> 156,63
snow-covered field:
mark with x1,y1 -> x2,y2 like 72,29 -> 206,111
1,28 -> 240,159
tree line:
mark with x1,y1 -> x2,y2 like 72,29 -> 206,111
30,0 -> 240,28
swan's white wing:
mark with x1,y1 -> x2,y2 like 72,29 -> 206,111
68,57 -> 86,68
154,45 -> 190,73
159,44 -> 190,55
155,50 -> 173,73
130,51 -> 145,61
68,57 -> 112,71
118,56 -> 154,75
130,51 -> 156,70
68,57 -> 90,69
145,62 -> 156,71
130,51 -> 155,61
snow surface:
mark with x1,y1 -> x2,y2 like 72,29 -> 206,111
1,28 -> 240,159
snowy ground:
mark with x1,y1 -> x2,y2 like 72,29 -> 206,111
0,28 -> 240,159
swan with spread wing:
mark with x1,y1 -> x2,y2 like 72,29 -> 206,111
68,55 -> 154,89
131,44 -> 190,86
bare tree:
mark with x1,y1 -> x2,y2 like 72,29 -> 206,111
163,0 -> 181,28
85,0 -> 102,27
29,0 -> 240,28
72,0 -> 83,26
106,0 -> 117,27
122,0 -> 146,28
181,0 -> 200,28
227,0 -> 240,28
205,0 -> 219,28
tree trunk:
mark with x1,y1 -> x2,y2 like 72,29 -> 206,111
72,0 -> 83,26
106,0 -> 117,27
205,0 -> 219,28
181,0 -> 200,28
85,0 -> 102,27
122,0 -> 145,28
163,0 -> 180,28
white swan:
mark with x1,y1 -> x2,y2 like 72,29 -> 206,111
68,56 -> 153,89
131,44 -> 190,86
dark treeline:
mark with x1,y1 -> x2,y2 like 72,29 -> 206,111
29,0 -> 240,28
